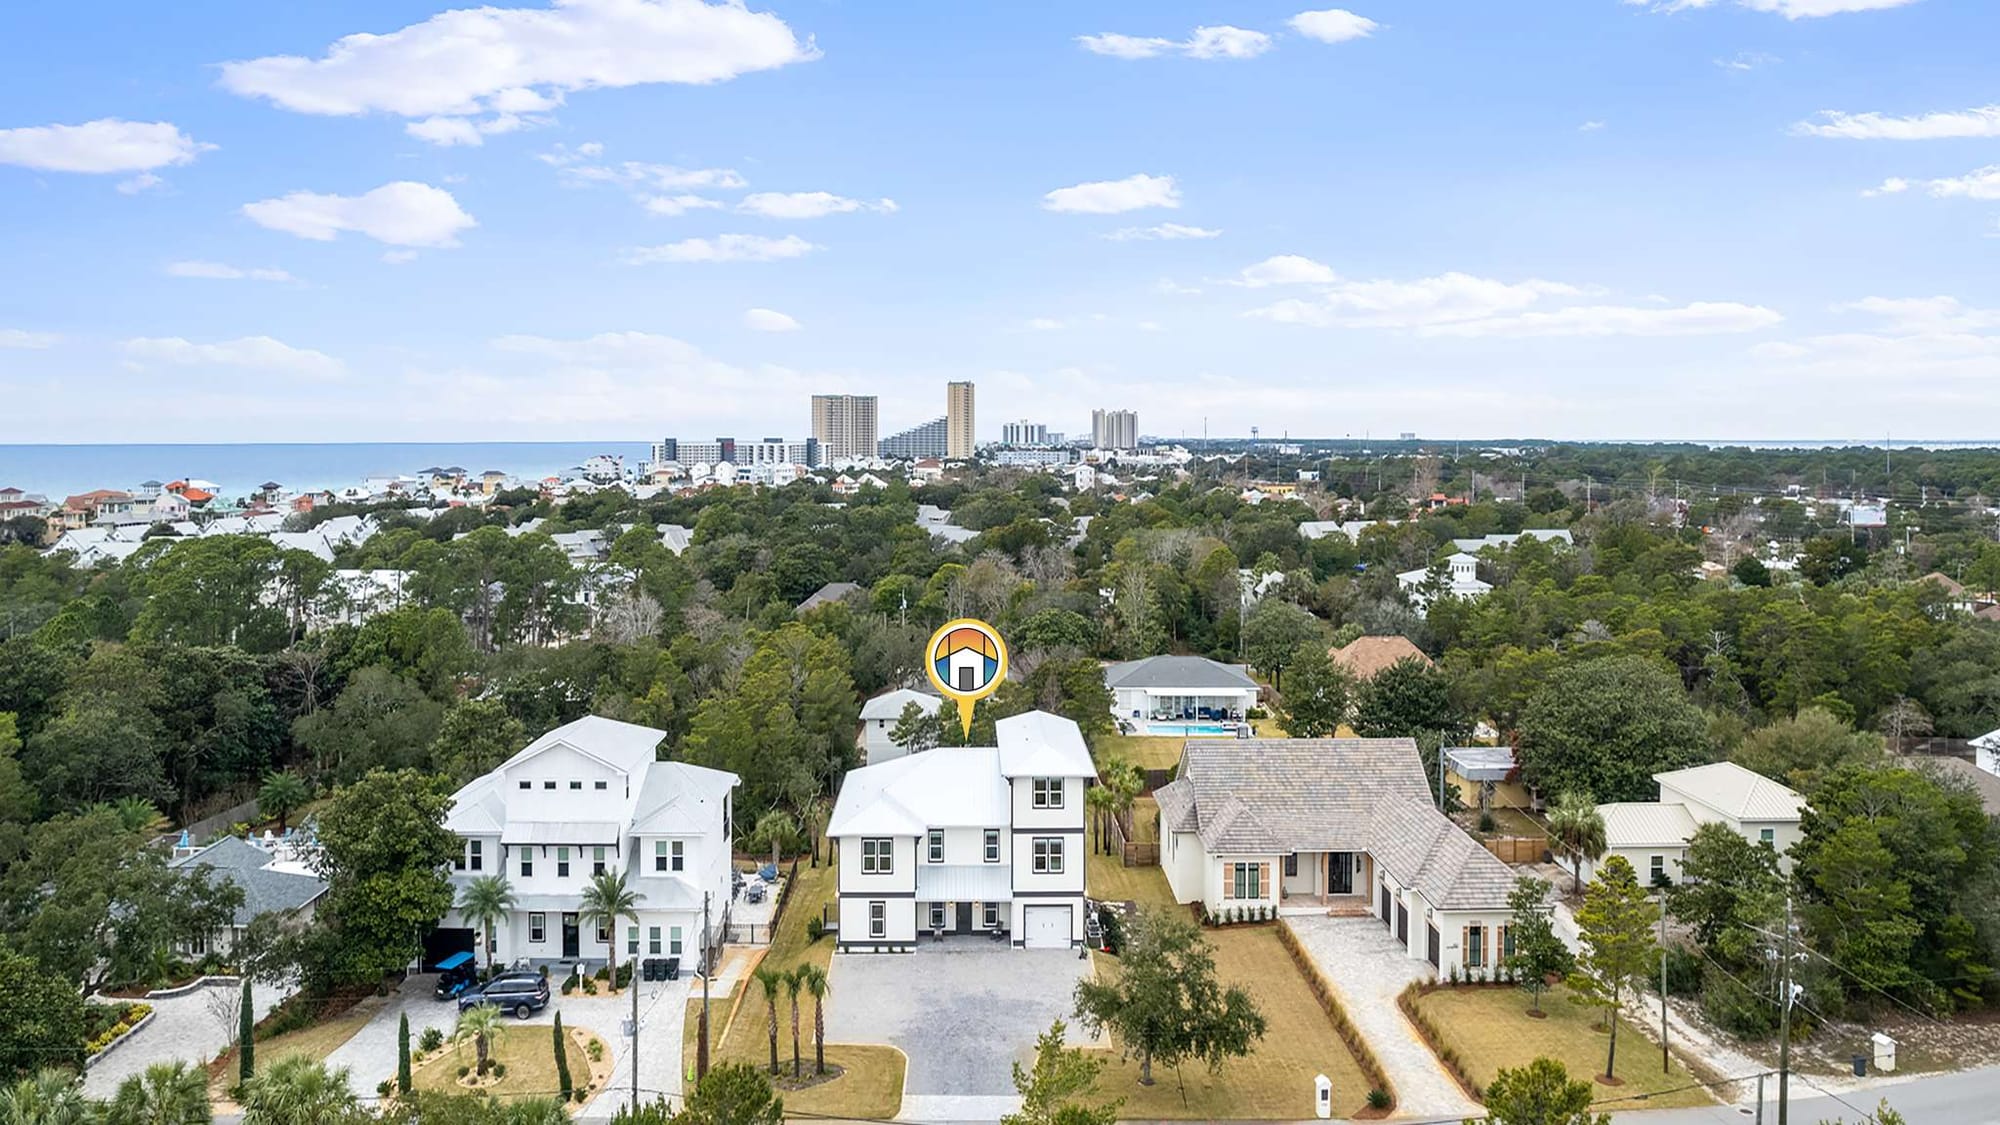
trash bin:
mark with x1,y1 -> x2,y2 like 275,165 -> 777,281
664,956 -> 680,981
1852,1055 -> 1867,1077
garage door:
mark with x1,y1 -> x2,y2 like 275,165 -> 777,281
1023,905 -> 1072,949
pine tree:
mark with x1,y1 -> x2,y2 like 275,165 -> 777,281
397,1012 -> 412,1094
555,1011 -> 574,1101
1569,856 -> 1659,1080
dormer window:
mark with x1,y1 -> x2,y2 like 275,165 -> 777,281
1031,778 -> 1064,809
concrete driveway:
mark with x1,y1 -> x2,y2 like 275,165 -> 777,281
84,979 -> 293,1098
1284,915 -> 1482,1121
826,942 -> 1094,1122
322,970 -> 690,1108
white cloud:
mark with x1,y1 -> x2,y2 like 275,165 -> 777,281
1287,9 -> 1378,43
1043,173 -> 1180,214
1630,0 -> 1920,17
1794,105 -> 2000,140
124,335 -> 344,380
1421,302 -> 1783,338
218,0 -> 819,149
165,260 -> 296,282
116,172 -> 166,195
0,118 -> 211,174
1578,120 -> 1606,133
737,191 -> 897,219
1077,25 -> 1272,60
620,233 -> 817,264
1753,297 -> 2000,383
1870,165 -> 2000,201
640,194 -> 724,216
0,329 -> 58,349
1715,51 -> 1779,71
1025,317 -> 1067,331
1836,296 -> 2000,333
742,308 -> 802,332
242,181 -> 477,248
1227,254 -> 1339,287
1103,222 -> 1222,241
1156,278 -> 1203,296
538,144 -> 744,189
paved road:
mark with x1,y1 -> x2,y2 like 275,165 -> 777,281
827,942 -> 1093,1123
84,979 -> 292,1099
1283,915 -> 1483,1122
1612,1064 -> 2000,1124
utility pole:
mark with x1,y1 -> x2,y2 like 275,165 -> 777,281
630,940 -> 641,1110
1777,892 -> 1794,1125
698,891 -> 712,1080
1659,900 -> 1670,1074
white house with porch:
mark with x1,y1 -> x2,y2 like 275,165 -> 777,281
442,716 -> 738,972
1154,738 -> 1517,977
827,710 -> 1095,952
1103,655 -> 1259,735
1568,761 -> 1807,886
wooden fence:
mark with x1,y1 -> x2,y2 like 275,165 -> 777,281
1481,835 -> 1548,865
1106,813 -> 1160,867
1140,768 -> 1173,794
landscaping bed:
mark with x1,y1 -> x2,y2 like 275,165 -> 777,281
411,1020 -> 607,1104
1405,982 -> 1713,1110
83,1002 -> 152,1057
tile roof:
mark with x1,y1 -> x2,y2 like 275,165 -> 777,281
1165,738 -> 1515,911
1329,635 -> 1432,680
1103,655 -> 1258,692
1655,761 -> 1806,822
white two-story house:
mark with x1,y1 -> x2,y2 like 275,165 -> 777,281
828,710 -> 1095,952
442,716 -> 738,971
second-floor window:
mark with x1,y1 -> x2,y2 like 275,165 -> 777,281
556,847 -> 570,878
1031,778 -> 1063,809
927,830 -> 944,863
654,840 -> 669,872
1032,837 -> 1064,874
628,926 -> 639,956
984,830 -> 1000,863
592,846 -> 607,876
672,840 -> 684,872
861,838 -> 894,874
521,854 -> 533,878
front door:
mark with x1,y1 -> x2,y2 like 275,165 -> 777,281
561,913 -> 580,959
955,902 -> 973,933
1327,853 -> 1353,895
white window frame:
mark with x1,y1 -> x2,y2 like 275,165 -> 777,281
648,926 -> 662,955
628,926 -> 639,956
1032,778 -> 1064,809
671,840 -> 685,872
983,902 -> 1000,928
655,840 -> 670,872
1759,828 -> 1775,845
670,926 -> 684,956
983,830 -> 1000,863
927,830 -> 944,863
1032,837 -> 1064,875
869,901 -> 886,939
556,847 -> 570,877
1650,854 -> 1666,883
521,853 -> 533,877
861,838 -> 894,874
592,846 -> 607,876
467,840 -> 482,872
596,919 -> 610,943
928,902 -> 945,930
529,913 -> 546,943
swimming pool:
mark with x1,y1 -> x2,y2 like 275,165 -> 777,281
1142,722 -> 1235,736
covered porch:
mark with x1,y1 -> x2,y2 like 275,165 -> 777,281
1278,849 -> 1374,915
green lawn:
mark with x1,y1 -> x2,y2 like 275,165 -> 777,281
1087,923 -> 1374,1119
413,1020 -> 601,1102
692,851 -> 906,1120
1095,733 -> 1185,771
1411,985 -> 1713,1111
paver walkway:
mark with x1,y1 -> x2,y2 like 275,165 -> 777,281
1284,915 -> 1483,1121
83,979 -> 293,1098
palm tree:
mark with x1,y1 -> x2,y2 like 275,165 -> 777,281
1546,790 -> 1607,898
257,772 -> 311,833
112,1060 -> 212,1125
0,1070 -> 93,1125
241,1056 -> 359,1125
502,1098 -> 570,1125
797,962 -> 830,1076
1084,785 -> 1115,855
785,966 -> 806,1078
110,796 -> 168,835
457,874 -> 517,978
454,1004 -> 507,1074
753,964 -> 785,1075
577,869 -> 643,987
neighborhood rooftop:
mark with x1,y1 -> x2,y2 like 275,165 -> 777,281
1655,761 -> 1807,822
1103,654 -> 1258,691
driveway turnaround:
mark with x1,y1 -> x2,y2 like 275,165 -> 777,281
1284,915 -> 1484,1121
84,979 -> 292,1099
826,942 -> 1094,1123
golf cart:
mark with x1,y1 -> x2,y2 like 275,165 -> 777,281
433,951 -> 478,1001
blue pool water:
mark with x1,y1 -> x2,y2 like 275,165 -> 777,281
1143,722 -> 1234,736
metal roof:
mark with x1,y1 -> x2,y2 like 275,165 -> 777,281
915,864 -> 1014,902
1598,802 -> 1699,848
1654,762 -> 1806,822
1444,746 -> 1518,782
860,689 -> 942,721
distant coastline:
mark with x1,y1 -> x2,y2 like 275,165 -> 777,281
0,441 -> 654,500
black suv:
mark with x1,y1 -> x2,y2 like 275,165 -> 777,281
457,973 -> 551,1019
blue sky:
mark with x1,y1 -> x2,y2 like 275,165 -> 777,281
2,0 -> 1997,444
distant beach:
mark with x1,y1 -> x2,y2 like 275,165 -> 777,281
0,442 -> 654,500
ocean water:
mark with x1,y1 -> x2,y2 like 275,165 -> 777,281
0,442 -> 654,500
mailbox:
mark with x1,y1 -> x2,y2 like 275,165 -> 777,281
1871,1032 -> 1897,1074
1315,1074 -> 1332,1120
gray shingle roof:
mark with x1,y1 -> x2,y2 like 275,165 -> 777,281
1167,738 -> 1515,912
1103,655 -> 1258,691
170,837 -> 327,925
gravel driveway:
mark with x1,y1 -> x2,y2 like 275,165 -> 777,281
1284,915 -> 1483,1121
826,942 -> 1094,1122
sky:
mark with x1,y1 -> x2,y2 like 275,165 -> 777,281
2,0 -> 1998,445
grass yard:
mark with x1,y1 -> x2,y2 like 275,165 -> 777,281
412,1020 -> 598,1102
1087,924 -> 1374,1120
1411,985 -> 1713,1111
1085,843 -> 1179,912
1095,733 -> 1185,771
207,996 -> 375,1098
690,852 -> 905,1120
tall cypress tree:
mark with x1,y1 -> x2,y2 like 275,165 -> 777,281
397,1012 -> 413,1094
554,1011 -> 574,1101
238,978 -> 255,1084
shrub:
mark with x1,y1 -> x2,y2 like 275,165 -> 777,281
614,962 -> 634,989
560,976 -> 577,996
1367,1087 -> 1391,1110
419,1026 -> 445,1053
1660,945 -> 1702,998
594,966 -> 609,982
1246,706 -> 1268,720
377,1080 -> 393,1098
491,1061 -> 507,1078
457,1065 -> 470,1079
1098,907 -> 1125,955
586,1037 -> 604,1061
806,917 -> 825,942
1478,810 -> 1496,833
581,976 -> 598,996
